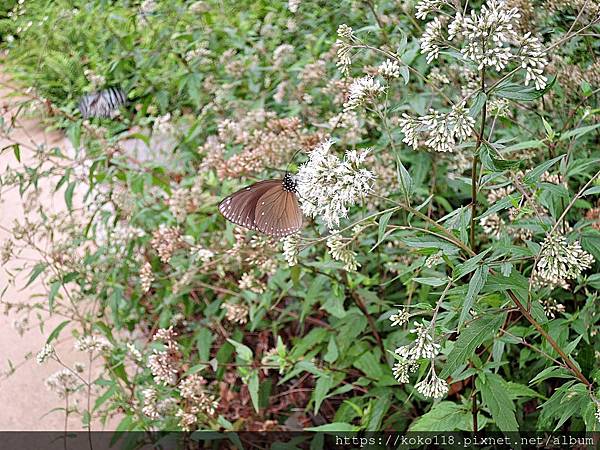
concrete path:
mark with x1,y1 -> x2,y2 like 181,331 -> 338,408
0,75 -> 118,430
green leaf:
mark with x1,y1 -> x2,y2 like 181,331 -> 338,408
409,402 -> 469,431
559,123 -> 600,141
366,397 -> 391,431
13,144 -> 20,162
48,281 -> 60,313
529,366 -> 573,385
493,76 -> 555,101
64,181 -> 76,210
313,375 -> 333,414
413,277 -> 448,287
480,144 -> 521,172
46,320 -> 70,344
459,265 -> 489,328
247,372 -> 260,413
523,155 -> 564,185
226,338 -> 253,362
26,263 -> 47,287
323,337 -> 339,363
582,186 -> 600,197
399,65 -> 410,85
396,158 -> 414,202
372,210 -> 394,251
502,140 -> 545,153
305,423 -> 359,432
453,248 -> 492,279
477,373 -> 519,431
469,92 -> 487,118
441,313 -> 505,378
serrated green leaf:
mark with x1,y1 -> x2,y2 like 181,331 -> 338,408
441,313 -> 505,378
477,373 -> 519,431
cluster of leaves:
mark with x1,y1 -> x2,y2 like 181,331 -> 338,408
0,0 -> 599,435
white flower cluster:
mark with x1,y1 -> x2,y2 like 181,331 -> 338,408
296,140 -> 374,229
45,369 -> 80,398
389,307 -> 410,327
420,17 -> 445,64
392,359 -> 418,383
178,374 -> 218,416
335,24 -> 355,76
378,59 -> 401,78
415,0 -> 450,20
396,321 -> 441,360
418,0 -> 549,89
149,327 -> 180,386
221,301 -> 249,324
191,245 -> 214,263
74,335 -> 112,353
281,233 -> 300,266
288,0 -> 300,13
392,320 -> 447,399
450,0 -> 521,71
343,76 -> 385,112
326,232 -> 359,271
140,261 -> 154,293
534,233 -> 594,287
399,104 -> 475,152
36,344 -> 55,364
415,368 -> 449,399
519,33 -> 549,90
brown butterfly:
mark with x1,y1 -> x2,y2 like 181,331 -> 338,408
218,173 -> 302,238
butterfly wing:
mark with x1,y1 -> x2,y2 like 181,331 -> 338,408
254,185 -> 302,238
219,180 -> 280,230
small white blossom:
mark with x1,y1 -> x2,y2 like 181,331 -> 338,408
36,344 -> 55,364
288,0 -> 300,12
337,24 -> 354,40
191,245 -> 215,262
399,105 -> 475,153
221,302 -> 249,324
140,261 -> 154,293
127,343 -> 143,362
389,307 -> 410,326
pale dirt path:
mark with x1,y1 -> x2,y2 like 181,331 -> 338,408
0,75 -> 119,430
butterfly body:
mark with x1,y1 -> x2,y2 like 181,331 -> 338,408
219,173 -> 302,238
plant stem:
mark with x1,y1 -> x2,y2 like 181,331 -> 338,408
345,273 -> 385,355
507,290 -> 591,387
470,68 -> 487,251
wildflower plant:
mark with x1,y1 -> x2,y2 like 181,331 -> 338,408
0,0 -> 599,437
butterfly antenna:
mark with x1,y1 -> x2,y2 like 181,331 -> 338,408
286,149 -> 304,174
